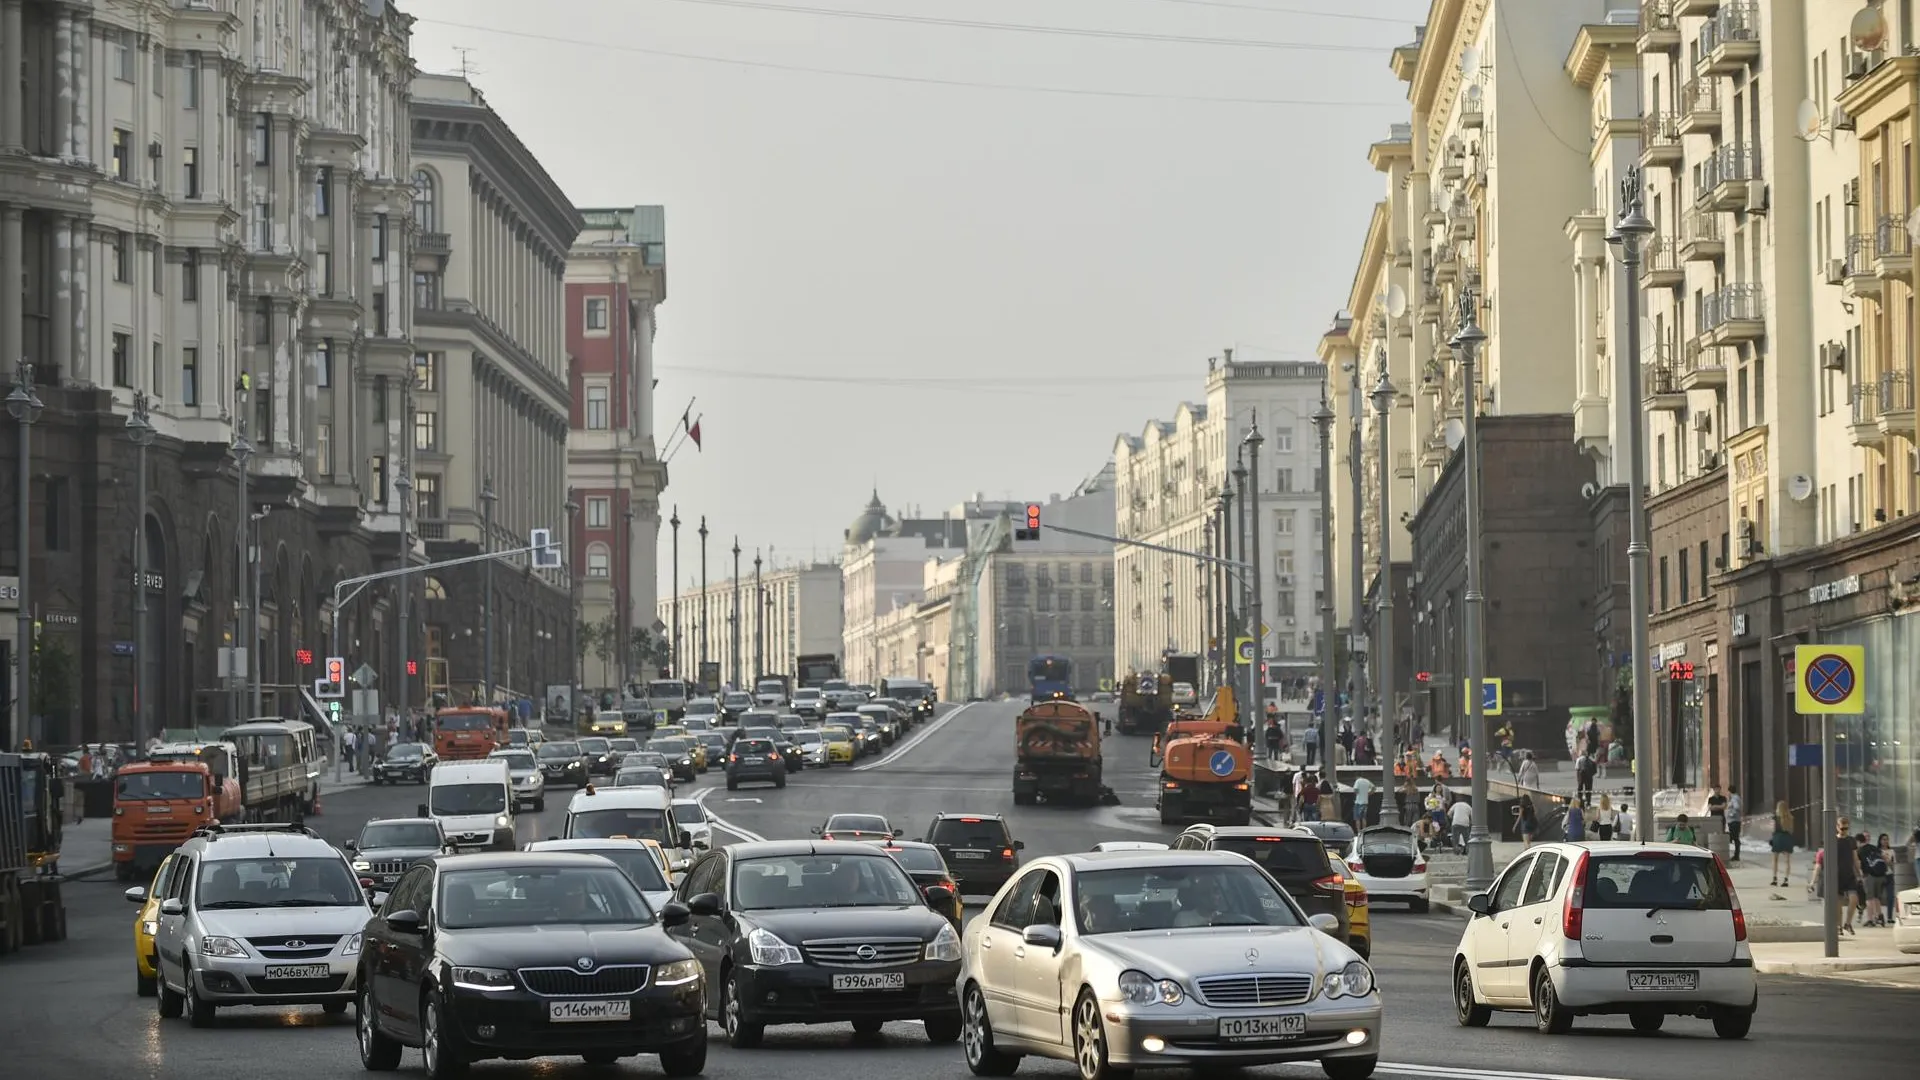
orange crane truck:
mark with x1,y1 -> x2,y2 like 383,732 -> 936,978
1151,686 -> 1254,825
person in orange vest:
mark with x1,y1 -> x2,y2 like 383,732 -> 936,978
1430,750 -> 1452,779
1460,746 -> 1474,779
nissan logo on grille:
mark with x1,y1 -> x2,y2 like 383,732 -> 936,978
855,944 -> 877,960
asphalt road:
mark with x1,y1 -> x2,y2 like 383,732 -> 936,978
3,698 -> 1915,1080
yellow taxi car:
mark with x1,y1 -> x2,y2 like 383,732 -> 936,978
639,837 -> 677,885
1344,876 -> 1371,959
819,725 -> 858,764
127,851 -> 178,997
587,710 -> 629,736
651,725 -> 708,770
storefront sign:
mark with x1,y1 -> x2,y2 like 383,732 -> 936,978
1732,613 -> 1749,637
133,571 -> 163,590
1807,574 -> 1861,604
43,610 -> 79,626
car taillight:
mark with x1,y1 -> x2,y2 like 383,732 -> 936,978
1002,848 -> 1015,860
767,753 -> 779,761
1713,855 -> 1747,941
1311,873 -> 1345,893
728,754 -> 738,762
1562,850 -> 1591,940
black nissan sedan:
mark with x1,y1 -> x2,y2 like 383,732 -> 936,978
373,742 -> 437,785
356,852 -> 706,1076
667,840 -> 961,1048
537,740 -> 591,787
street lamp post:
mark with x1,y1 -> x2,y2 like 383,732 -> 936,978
1215,481 -> 1233,692
730,538 -> 742,689
395,465 -> 413,719
6,362 -> 43,750
1230,459 -> 1249,732
480,477 -> 497,705
1371,363 -> 1400,827
1450,288 -> 1496,894
1243,418 -> 1266,753
231,414 -> 254,724
621,505 -> 635,690
669,508 -> 681,677
698,517 -> 709,683
1605,167 -> 1659,857
753,551 -> 764,680
1347,361 -> 1368,740
1311,392 -> 1338,773
566,493 -> 580,705
128,391 -> 155,745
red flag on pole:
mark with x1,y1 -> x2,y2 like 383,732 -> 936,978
687,419 -> 702,449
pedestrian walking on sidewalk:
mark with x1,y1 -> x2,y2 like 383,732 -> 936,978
1564,800 -> 1586,842
1769,801 -> 1796,886
1724,785 -> 1743,862
1874,833 -> 1898,922
1298,773 -> 1322,822
1616,803 -> 1636,842
1303,724 -> 1320,768
1575,750 -> 1596,805
1834,818 -> 1861,934
1447,795 -> 1472,853
1515,796 -> 1538,848
1592,794 -> 1617,840
1351,774 -> 1373,832
1515,750 -> 1540,791
1859,833 -> 1891,927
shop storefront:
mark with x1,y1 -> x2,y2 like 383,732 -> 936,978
1801,607 -> 1919,841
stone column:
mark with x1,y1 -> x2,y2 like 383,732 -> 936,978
54,11 -> 74,158
1571,259 -> 1590,400
1,206 -> 23,370
71,12 -> 90,164
50,215 -> 72,380
72,220 -> 90,384
0,1 -> 22,148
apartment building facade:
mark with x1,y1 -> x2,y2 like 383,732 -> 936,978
841,493 -> 966,687
661,559 -> 843,691
0,0 -> 415,744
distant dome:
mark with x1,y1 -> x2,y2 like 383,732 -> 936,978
846,489 -> 894,545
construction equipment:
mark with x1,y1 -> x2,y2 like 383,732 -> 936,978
0,752 -> 68,954
1150,686 -> 1253,825
109,742 -> 245,881
1013,699 -> 1117,806
432,705 -> 510,760
1117,670 -> 1174,735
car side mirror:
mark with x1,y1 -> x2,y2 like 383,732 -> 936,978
893,828 -> 905,838
385,909 -> 425,935
1012,840 -> 1025,851
124,886 -> 148,904
1308,913 -> 1341,935
924,885 -> 956,909
416,803 -> 429,817
160,898 -> 184,916
1466,893 -> 1493,916
659,900 -> 691,927
343,839 -> 357,852
677,830 -> 694,850
809,825 -> 822,835
1021,924 -> 1063,951
693,838 -> 710,850
688,892 -> 724,917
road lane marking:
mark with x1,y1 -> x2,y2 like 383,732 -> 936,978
693,786 -> 766,842
1362,1064 -> 1640,1080
851,702 -> 979,771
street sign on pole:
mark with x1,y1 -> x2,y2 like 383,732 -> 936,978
351,688 -> 380,722
1463,677 -> 1502,717
351,662 -> 379,689
1793,644 -> 1864,714
1234,637 -> 1257,665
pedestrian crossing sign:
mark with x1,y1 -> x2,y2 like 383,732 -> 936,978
1464,677 -> 1503,717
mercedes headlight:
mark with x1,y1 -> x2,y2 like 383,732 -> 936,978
1321,960 -> 1374,999
142,919 -> 158,936
342,932 -> 363,956
200,935 -> 248,958
452,965 -> 515,992
746,927 -> 803,966
654,958 -> 701,987
352,859 -> 372,872
1118,969 -> 1184,1006
924,922 -> 962,962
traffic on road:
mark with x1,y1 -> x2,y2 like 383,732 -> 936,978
2,684 -> 1917,1080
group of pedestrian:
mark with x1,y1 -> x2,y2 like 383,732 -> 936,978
1820,820 -> 1902,933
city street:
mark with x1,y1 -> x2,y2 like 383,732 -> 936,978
2,700 -> 1915,1080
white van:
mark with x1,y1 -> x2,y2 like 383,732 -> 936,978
562,786 -> 693,873
421,758 -> 514,851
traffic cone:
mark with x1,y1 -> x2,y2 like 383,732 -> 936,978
310,792 -> 324,816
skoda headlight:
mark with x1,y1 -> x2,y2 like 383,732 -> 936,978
1321,960 -> 1374,999
352,859 -> 372,872
654,958 -> 701,987
1117,969 -> 1184,1006
747,927 -> 804,966
924,923 -> 962,962
494,815 -> 511,829
142,919 -> 158,937
200,935 -> 247,959
342,931 -> 363,957
452,966 -> 515,992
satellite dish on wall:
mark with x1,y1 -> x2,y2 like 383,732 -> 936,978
1787,474 -> 1815,502
1386,284 -> 1408,319
1906,207 -> 1920,247
1850,5 -> 1887,52
1443,418 -> 1466,451
1460,45 -> 1481,77
1794,99 -> 1823,142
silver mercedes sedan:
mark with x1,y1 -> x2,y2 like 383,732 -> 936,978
958,850 -> 1382,1080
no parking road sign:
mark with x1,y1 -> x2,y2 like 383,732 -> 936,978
1794,644 -> 1865,715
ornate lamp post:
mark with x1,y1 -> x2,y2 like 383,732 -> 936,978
669,507 -> 681,676
1242,418 -> 1266,749
6,362 -> 43,749
395,464 -> 413,717
1311,392 -> 1338,773
1450,289 -> 1495,894
1370,363 -> 1399,827
480,477 -> 497,704
128,392 -> 156,744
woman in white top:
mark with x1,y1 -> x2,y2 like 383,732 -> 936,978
1592,793 -> 1619,840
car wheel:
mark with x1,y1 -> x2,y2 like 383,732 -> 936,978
924,1012 -> 962,1044
726,777 -> 738,791
658,1028 -> 708,1077
422,987 -> 469,1078
1409,898 -> 1430,914
1072,988 -> 1130,1080
1349,938 -> 1370,960
774,775 -> 787,789
962,983 -> 1021,1076
1531,965 -> 1572,1034
1628,1009 -> 1664,1033
852,1018 -> 884,1036
1713,999 -> 1755,1040
183,964 -> 217,1028
136,963 -> 157,998
358,983 -> 403,1071
581,1050 -> 620,1064
322,1000 -> 349,1016
157,968 -> 184,1018
1453,960 -> 1490,1027
534,797 -> 545,812
1320,1055 -> 1378,1080
721,967 -> 764,1049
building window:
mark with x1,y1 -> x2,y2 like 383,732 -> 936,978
1276,467 -> 1293,493
372,213 -> 387,261
182,248 -> 199,301
152,244 -> 164,294
1275,511 -> 1294,535
1699,540 -> 1711,593
44,478 -> 66,550
413,271 -> 441,310
370,455 -> 388,505
1274,428 -> 1294,453
316,339 -> 333,387
414,410 -> 438,451
587,544 -> 611,578
254,297 -> 273,345
1679,548 -> 1691,604
315,167 -> 332,216
1275,552 -> 1294,575
412,170 -> 435,231
112,231 -> 129,281
114,31 -> 132,80
315,421 -> 333,477
1276,590 -> 1295,612
372,289 -> 387,335
585,296 -> 609,332
111,333 -> 131,386
255,201 -> 272,249
255,387 -> 273,445
316,251 -> 333,296
1657,555 -> 1669,610
253,112 -> 271,165
183,147 -> 199,197
151,342 -> 163,395
414,352 -> 438,392
585,384 -> 610,429
373,376 -> 387,423
587,497 -> 611,528
182,348 -> 199,405
183,51 -> 200,107
1058,622 -> 1074,647
416,474 -> 441,520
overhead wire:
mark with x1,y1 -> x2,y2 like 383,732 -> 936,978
655,364 -> 1196,388
1137,0 -> 1414,24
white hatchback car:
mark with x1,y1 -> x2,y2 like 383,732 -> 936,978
1452,842 -> 1755,1039
1896,883 -> 1920,954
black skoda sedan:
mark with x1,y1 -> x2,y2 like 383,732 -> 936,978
667,839 -> 962,1048
356,852 -> 706,1079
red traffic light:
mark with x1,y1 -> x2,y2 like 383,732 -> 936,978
295,648 -> 313,666
1025,503 -> 1041,529
325,657 -> 345,683
1415,671 -> 1431,683
406,659 -> 419,676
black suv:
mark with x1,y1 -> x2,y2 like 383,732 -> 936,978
725,738 -> 788,790
923,813 -> 1022,895
345,817 -> 445,894
1174,824 -> 1351,944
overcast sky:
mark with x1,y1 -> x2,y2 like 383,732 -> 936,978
400,0 -> 1426,591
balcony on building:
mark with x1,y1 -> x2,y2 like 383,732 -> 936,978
1640,113 -> 1683,169
1849,380 -> 1888,448
1675,0 -> 1720,17
1394,238 -> 1413,269
1639,0 -> 1680,53
1874,214 -> 1913,281
1845,232 -> 1882,299
1699,2 -> 1760,74
1641,236 -> 1684,289
1439,155 -> 1464,185
417,231 -> 450,256
1679,339 -> 1727,391
1879,370 -> 1916,439
1448,199 -> 1475,243
1461,80 -> 1485,130
1680,208 -> 1725,262
1677,78 -> 1721,135
1433,243 -> 1459,285
1644,344 -> 1686,411
1701,145 -> 1755,210
1419,284 -> 1443,321
1423,192 -> 1446,229
1395,450 -> 1414,479
1701,284 -> 1765,346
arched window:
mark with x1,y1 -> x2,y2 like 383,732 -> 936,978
413,170 -> 436,232
586,543 -> 611,578
422,575 -> 447,600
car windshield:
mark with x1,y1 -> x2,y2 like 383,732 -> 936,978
822,728 -> 852,742
826,815 -> 890,834
823,680 -> 849,692
116,771 -> 205,800
507,731 -> 530,746
628,752 -> 667,767
1209,837 -> 1333,877
732,852 -> 922,910
386,743 -> 426,760
359,822 -> 443,850
741,728 -> 779,742
791,730 -> 823,746
1298,822 -> 1355,845
439,865 -> 653,929
578,738 -> 611,754
652,738 -> 691,756
569,807 -> 669,843
1585,854 -> 1731,910
648,681 -> 684,698
436,712 -> 494,732
930,818 -> 1009,848
539,847 -> 669,893
725,693 -> 753,706
756,681 -> 785,694
539,742 -> 581,760
673,801 -> 706,824
1074,864 -> 1305,934
686,701 -> 718,715
492,751 -> 536,770
197,856 -> 364,908
609,739 -> 641,752
614,769 -> 669,788
430,783 -> 507,815
884,845 -> 947,874
793,689 -> 822,700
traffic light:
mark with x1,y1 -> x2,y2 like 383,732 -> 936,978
319,655 -> 347,698
1014,502 -> 1042,541
406,659 -> 419,677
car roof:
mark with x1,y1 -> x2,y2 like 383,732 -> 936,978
879,839 -> 939,852
364,816 -> 440,827
526,838 -> 649,853
1048,849 -> 1255,872
192,832 -> 341,860
1192,824 -> 1322,840
434,851 -> 615,871
729,839 -> 899,859
567,786 -> 673,810
1536,841 -> 1719,856
932,811 -> 1006,822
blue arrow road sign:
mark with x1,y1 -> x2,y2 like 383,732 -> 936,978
1209,749 -> 1237,777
